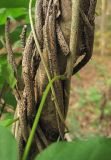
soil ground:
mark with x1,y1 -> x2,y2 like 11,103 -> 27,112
67,54 -> 111,139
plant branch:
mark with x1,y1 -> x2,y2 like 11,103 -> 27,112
5,117 -> 19,127
29,0 -> 68,130
66,0 -> 81,77
22,75 -> 66,160
64,0 -> 81,117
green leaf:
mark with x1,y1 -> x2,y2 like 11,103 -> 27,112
0,8 -> 27,25
0,125 -> 18,160
0,0 -> 36,8
0,58 -> 17,89
0,25 -> 4,36
0,119 -> 13,127
3,112 -> 14,121
0,117 -> 19,128
3,91 -> 17,108
10,25 -> 30,44
35,137 -> 111,160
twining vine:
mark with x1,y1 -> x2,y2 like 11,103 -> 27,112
5,0 -> 97,159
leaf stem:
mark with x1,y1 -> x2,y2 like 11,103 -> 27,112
5,117 -> 19,127
29,0 -> 68,131
22,75 -> 66,160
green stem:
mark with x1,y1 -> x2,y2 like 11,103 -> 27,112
29,0 -> 67,129
5,117 -> 19,127
22,75 -> 66,160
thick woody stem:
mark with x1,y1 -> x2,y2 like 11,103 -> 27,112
66,0 -> 80,77
29,0 -> 68,130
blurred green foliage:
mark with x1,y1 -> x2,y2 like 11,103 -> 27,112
94,0 -> 111,55
36,137 -> 111,160
0,125 -> 18,160
0,0 -> 111,160
0,0 -> 31,120
0,0 -> 36,8
75,87 -> 102,108
0,57 -> 16,89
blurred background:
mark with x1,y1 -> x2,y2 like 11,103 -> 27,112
0,0 -> 111,139
67,0 -> 111,139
